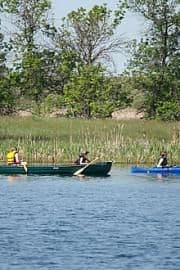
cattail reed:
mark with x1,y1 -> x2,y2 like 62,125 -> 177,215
0,117 -> 179,165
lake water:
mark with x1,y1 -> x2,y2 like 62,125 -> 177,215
0,167 -> 180,270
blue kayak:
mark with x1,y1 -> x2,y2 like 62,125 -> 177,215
131,166 -> 180,175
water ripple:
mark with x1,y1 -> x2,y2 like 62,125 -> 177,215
0,170 -> 180,269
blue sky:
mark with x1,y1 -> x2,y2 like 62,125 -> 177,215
51,0 -> 145,73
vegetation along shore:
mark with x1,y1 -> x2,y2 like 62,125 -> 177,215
0,117 -> 179,165
0,1 -> 179,165
0,1 -> 179,121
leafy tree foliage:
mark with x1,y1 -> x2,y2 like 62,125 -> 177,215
54,3 -> 128,66
0,0 -> 53,106
40,94 -> 66,115
0,22 -> 15,114
0,0 -> 179,120
19,51 -> 50,103
1,0 -> 51,52
54,49 -> 78,94
128,0 -> 180,120
50,3 -> 130,118
156,101 -> 180,121
0,32 -> 5,78
64,64 -> 131,118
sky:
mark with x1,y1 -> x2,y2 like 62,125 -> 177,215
51,0 -> 146,74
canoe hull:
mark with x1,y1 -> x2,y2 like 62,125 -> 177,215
131,166 -> 180,175
0,162 -> 112,176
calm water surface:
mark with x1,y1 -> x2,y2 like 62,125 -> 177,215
0,167 -> 180,270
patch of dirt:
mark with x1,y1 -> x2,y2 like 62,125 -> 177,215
112,108 -> 144,120
15,110 -> 33,117
48,109 -> 68,118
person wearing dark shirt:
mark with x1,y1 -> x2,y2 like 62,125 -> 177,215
157,151 -> 168,167
75,151 -> 90,165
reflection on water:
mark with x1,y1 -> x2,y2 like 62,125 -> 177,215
6,175 -> 27,182
0,167 -> 180,270
131,172 -> 180,182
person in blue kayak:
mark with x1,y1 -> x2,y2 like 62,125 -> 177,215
74,151 -> 90,165
157,151 -> 168,167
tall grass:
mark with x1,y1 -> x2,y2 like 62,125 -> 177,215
0,117 -> 179,165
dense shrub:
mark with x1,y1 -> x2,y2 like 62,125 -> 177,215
156,101 -> 180,121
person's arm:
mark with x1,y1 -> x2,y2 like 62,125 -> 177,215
157,157 -> 163,167
14,152 -> 20,163
79,156 -> 84,164
85,157 -> 90,163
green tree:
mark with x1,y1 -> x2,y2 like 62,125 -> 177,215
0,20 -> 15,114
49,3 -> 130,118
19,51 -> 49,104
128,0 -> 180,119
1,0 -> 51,52
54,49 -> 78,94
64,64 -> 130,118
54,3 -> 128,66
0,31 -> 5,78
0,0 -> 52,106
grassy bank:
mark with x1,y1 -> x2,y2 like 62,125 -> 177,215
0,117 -> 179,165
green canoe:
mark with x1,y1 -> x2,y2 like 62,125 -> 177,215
0,161 -> 112,176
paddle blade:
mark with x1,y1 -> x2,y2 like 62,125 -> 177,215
73,167 -> 85,176
21,161 -> 28,173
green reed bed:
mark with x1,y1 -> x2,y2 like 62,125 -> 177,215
0,117 -> 179,165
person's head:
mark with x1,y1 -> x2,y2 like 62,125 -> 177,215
84,151 -> 89,155
11,147 -> 18,152
161,151 -> 167,157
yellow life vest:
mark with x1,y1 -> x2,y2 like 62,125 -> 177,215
7,150 -> 16,164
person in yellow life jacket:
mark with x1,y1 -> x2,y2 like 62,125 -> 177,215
7,147 -> 27,173
7,147 -> 20,165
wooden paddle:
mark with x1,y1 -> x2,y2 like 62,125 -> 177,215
21,161 -> 28,174
73,157 -> 99,176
